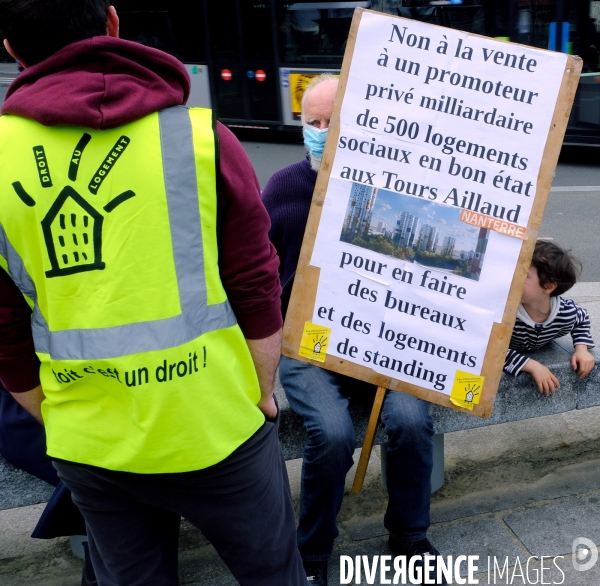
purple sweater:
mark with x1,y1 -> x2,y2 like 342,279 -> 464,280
262,157 -> 317,296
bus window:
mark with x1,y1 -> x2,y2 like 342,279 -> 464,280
168,3 -> 206,63
115,1 -> 174,54
118,10 -> 174,54
396,0 -> 486,35
513,0 -> 554,50
113,0 -> 206,63
114,1 -> 206,63
279,1 -> 372,65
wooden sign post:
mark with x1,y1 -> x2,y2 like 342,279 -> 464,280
351,385 -> 387,494
283,8 -> 581,489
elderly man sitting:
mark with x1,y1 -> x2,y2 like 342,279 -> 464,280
262,74 -> 446,586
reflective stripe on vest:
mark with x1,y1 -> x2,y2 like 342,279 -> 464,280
0,107 -> 235,360
0,107 -> 264,473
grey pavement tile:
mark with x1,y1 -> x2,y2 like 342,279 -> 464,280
578,385 -> 600,409
431,360 -> 578,435
532,340 -> 572,360
428,518 -> 523,576
470,557 -> 569,586
184,578 -> 237,586
471,571 -> 491,585
553,334 -> 576,353
343,514 -> 388,541
333,533 -> 391,559
562,411 -> 600,442
330,534 -> 395,585
178,545 -> 232,585
471,553 -> 600,586
504,496 -> 600,557
432,459 -> 600,523
329,549 -> 412,586
0,458 -> 54,510
554,551 -> 600,586
0,505 -> 67,561
0,548 -> 81,586
0,568 -> 81,586
578,361 -> 600,408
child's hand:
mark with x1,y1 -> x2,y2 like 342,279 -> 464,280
571,345 -> 595,378
521,359 -> 560,396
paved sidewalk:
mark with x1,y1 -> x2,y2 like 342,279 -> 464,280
2,405 -> 600,585
182,407 -> 600,586
2,284 -> 599,585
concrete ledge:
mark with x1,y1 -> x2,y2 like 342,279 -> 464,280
278,339 -> 600,458
2,338 -> 598,511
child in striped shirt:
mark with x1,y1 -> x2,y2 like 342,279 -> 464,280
504,240 -> 595,396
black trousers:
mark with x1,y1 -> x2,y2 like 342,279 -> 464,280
54,419 -> 307,586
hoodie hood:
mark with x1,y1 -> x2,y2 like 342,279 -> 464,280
517,296 -> 561,327
2,36 -> 190,129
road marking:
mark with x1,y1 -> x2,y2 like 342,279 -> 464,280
550,186 -> 600,192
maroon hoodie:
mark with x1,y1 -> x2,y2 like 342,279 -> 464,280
0,37 -> 282,393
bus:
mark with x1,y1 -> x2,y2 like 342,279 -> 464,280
1,1 -> 599,144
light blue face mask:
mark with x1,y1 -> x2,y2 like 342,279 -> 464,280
303,125 -> 328,160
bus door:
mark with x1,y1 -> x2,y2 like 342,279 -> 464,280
206,0 -> 280,126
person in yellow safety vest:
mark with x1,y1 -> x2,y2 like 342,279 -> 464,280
0,1 -> 307,585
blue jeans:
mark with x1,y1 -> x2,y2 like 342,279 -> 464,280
279,356 -> 434,561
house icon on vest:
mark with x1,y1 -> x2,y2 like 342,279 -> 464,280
42,186 -> 105,278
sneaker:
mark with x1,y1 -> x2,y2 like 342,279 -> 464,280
303,559 -> 328,586
388,536 -> 448,585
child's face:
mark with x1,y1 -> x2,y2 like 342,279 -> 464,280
521,265 -> 555,304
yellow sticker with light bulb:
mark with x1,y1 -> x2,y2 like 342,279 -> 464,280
299,322 -> 331,363
450,370 -> 484,410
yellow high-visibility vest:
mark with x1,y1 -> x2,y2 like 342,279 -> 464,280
0,107 -> 264,473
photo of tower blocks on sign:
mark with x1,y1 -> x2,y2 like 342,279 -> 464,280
340,183 -> 489,281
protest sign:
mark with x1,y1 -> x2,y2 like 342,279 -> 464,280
282,8 -> 581,417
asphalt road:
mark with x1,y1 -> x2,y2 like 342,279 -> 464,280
537,146 -> 600,282
239,132 -> 305,190
239,136 -> 600,282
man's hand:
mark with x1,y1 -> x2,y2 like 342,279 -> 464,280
9,385 -> 45,425
246,329 -> 282,420
256,395 -> 277,420
521,359 -> 560,396
571,345 -> 595,378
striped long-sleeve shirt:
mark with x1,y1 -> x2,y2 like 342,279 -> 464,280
504,296 -> 594,375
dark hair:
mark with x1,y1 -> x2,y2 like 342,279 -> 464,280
0,0 -> 110,65
532,240 -> 581,297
